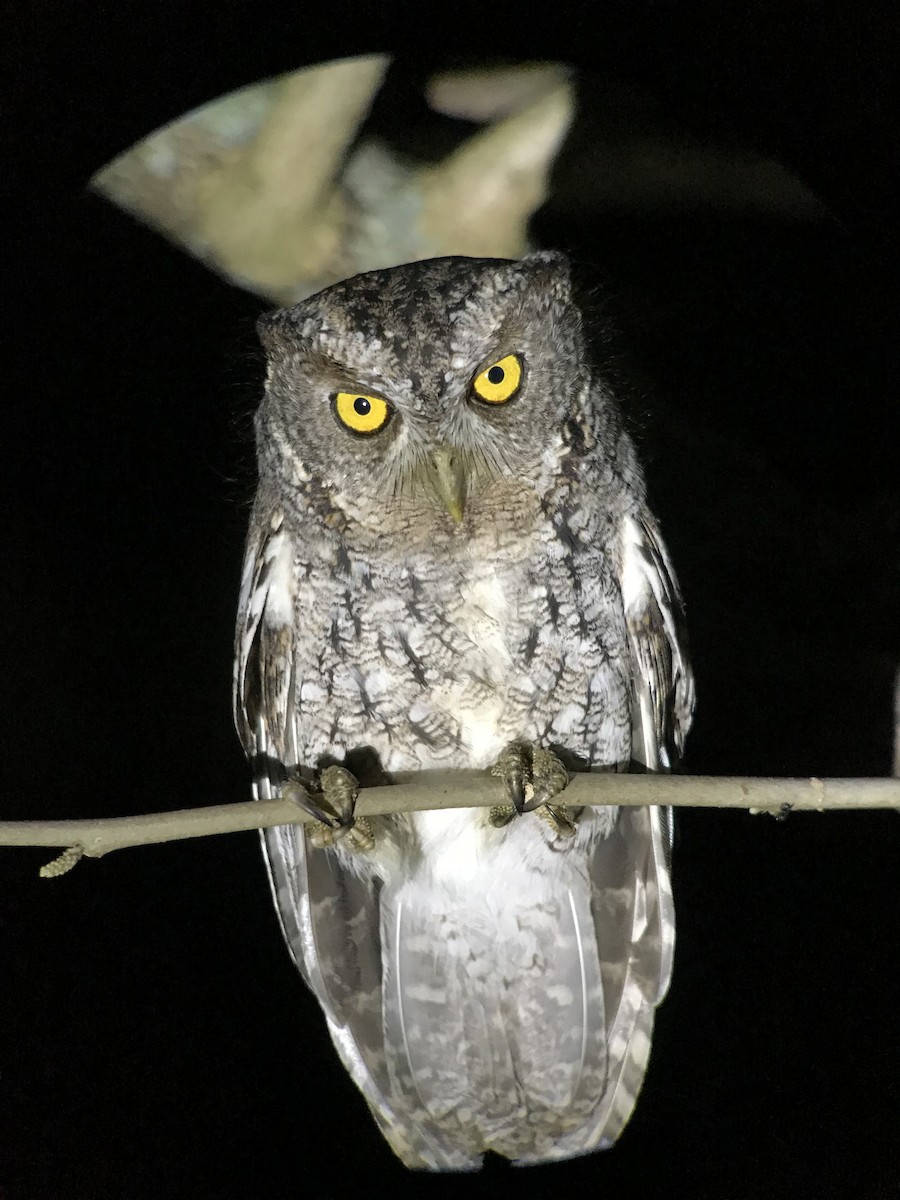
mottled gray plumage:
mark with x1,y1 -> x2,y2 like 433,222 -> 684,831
233,252 -> 694,1169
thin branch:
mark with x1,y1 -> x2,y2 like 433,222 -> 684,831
1,773 -> 897,877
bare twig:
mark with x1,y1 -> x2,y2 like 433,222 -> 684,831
1,773 -> 897,877
90,57 -> 575,303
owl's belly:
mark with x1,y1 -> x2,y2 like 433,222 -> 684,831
407,799 -> 613,886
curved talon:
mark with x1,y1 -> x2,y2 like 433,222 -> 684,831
490,742 -> 578,837
523,746 -> 570,812
536,804 -> 581,839
298,765 -> 375,853
280,776 -> 349,827
491,743 -> 530,813
509,778 -> 527,812
317,764 -> 359,826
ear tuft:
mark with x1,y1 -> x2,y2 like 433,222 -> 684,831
522,248 -> 572,301
256,309 -> 283,353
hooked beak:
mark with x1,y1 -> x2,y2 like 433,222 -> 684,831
426,446 -> 468,523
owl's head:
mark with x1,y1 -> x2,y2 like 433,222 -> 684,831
255,252 -> 602,537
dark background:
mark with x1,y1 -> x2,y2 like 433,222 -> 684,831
2,5 -> 898,1199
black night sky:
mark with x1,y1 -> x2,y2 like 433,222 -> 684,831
3,6 -> 898,1199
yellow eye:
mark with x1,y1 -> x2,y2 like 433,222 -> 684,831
471,353 -> 523,405
333,391 -> 392,435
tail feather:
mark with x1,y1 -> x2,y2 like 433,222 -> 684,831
381,889 -> 517,1153
263,801 -> 673,1168
264,823 -> 479,1170
506,807 -> 671,1164
503,882 -> 608,1118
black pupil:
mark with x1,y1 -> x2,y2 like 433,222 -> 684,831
353,397 -> 371,416
487,366 -> 505,385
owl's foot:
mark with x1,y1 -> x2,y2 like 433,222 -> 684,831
307,817 -> 375,852
282,767 -> 374,852
489,743 -> 577,837
491,743 -> 569,811
535,803 -> 580,838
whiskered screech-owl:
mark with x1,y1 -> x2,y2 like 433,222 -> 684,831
233,251 -> 693,1169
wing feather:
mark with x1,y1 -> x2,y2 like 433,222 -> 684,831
621,513 -> 695,772
535,512 -> 693,1159
234,503 -> 473,1169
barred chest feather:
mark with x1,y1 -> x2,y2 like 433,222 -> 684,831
291,517 -> 633,783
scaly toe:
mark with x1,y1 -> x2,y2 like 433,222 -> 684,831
526,747 -> 570,811
489,804 -> 517,828
332,815 -> 376,852
291,765 -> 373,853
318,764 -> 359,826
535,803 -> 582,839
307,820 -> 339,850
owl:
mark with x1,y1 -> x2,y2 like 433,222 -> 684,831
233,251 -> 694,1169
